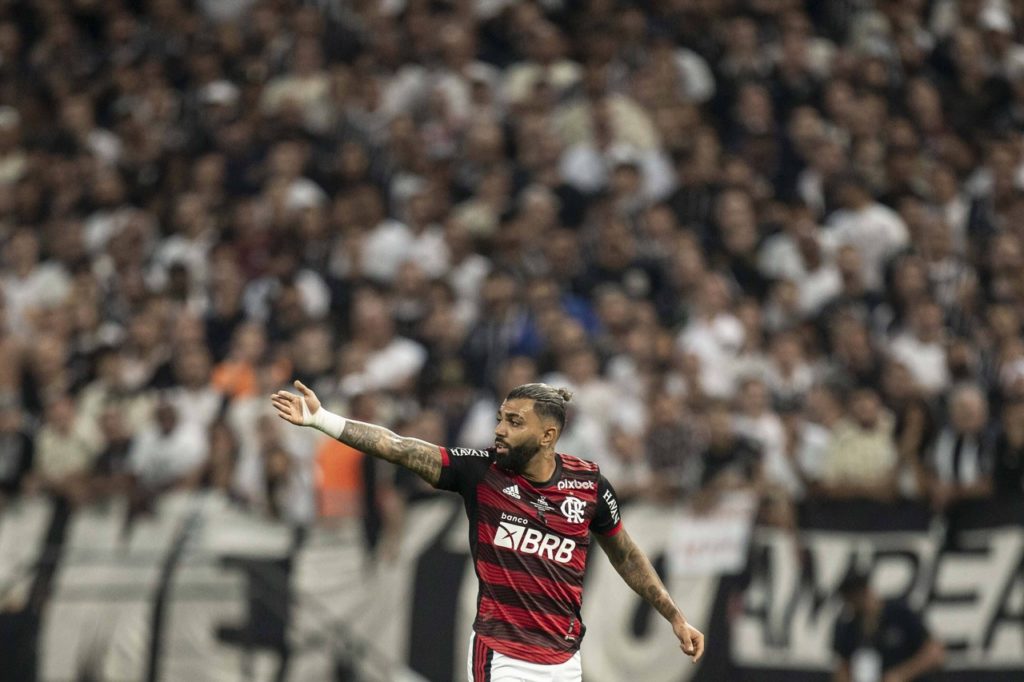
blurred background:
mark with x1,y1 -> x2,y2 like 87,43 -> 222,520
0,0 -> 1023,680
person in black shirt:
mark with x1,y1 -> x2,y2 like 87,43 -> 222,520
993,398 -> 1024,499
0,397 -> 32,502
697,400 -> 763,492
832,572 -> 945,682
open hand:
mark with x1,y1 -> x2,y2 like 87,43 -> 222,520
673,619 -> 705,663
271,380 -> 321,425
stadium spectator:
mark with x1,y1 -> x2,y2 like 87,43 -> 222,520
817,387 -> 900,502
993,397 -> 1024,499
89,406 -> 135,501
0,393 -> 31,503
644,389 -> 702,501
832,571 -> 945,682
26,394 -> 103,505
924,383 -> 995,511
128,399 -> 208,499
880,361 -> 936,497
693,400 -> 764,507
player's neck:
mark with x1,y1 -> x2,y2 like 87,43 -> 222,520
521,448 -> 557,484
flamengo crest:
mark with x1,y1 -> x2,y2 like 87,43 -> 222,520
560,496 -> 586,524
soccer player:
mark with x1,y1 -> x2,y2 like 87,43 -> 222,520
271,380 -> 705,681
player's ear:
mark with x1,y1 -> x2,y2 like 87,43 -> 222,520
541,423 -> 558,446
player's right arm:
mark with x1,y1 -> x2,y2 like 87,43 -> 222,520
271,380 -> 441,486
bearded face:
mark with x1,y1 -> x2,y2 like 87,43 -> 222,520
495,435 -> 541,475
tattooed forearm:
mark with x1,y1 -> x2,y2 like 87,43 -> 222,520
339,421 -> 442,486
597,530 -> 684,625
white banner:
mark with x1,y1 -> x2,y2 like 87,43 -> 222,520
667,491 -> 759,577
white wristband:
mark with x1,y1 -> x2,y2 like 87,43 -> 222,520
305,405 -> 348,439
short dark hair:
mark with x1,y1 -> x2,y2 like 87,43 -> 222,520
505,383 -> 574,429
838,570 -> 870,599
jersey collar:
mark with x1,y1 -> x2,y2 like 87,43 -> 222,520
521,452 -> 562,489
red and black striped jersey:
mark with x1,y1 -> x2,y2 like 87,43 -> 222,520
434,446 -> 622,665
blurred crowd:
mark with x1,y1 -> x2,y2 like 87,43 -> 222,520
1,0 -> 1024,544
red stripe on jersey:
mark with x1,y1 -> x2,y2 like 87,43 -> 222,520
473,633 -> 491,681
597,520 -> 623,537
440,446 -> 450,468
476,618 -> 572,653
478,596 -> 572,637
476,559 -> 582,602
559,462 -> 597,473
475,621 -> 576,664
558,454 -> 598,472
484,581 -> 569,616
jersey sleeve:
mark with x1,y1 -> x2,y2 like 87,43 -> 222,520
591,475 -> 623,537
434,446 -> 494,496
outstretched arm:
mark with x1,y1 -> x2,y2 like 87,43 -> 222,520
271,381 -> 441,486
595,528 -> 705,663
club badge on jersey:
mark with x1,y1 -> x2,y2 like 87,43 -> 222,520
560,496 -> 586,524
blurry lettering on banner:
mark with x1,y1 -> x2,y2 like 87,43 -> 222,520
7,495 -> 1024,681
668,491 -> 758,577
732,500 -> 1024,678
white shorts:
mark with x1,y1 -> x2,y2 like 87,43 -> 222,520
466,633 -> 582,682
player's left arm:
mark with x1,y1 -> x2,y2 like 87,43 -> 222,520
591,475 -> 704,662
595,528 -> 705,662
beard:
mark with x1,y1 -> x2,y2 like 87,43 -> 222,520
495,438 -> 541,475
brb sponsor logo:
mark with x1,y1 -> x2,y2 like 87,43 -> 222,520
557,479 -> 595,491
494,512 -> 575,564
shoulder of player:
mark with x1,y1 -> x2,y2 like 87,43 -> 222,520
558,452 -> 600,474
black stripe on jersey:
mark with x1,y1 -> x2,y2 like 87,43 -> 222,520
483,581 -> 571,617
475,618 -> 576,653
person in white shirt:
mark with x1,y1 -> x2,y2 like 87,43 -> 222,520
676,273 -> 745,399
822,173 -> 910,290
888,300 -> 950,397
167,344 -> 224,430
733,376 -> 801,498
443,214 -> 491,328
338,292 -> 427,397
1,228 -> 71,338
150,192 -> 217,292
129,400 -> 209,491
758,204 -> 842,315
